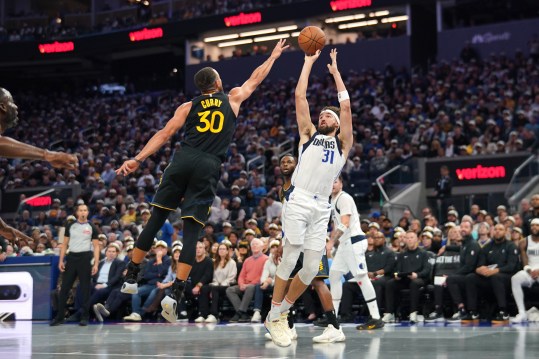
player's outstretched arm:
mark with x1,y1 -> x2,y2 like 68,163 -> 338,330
0,217 -> 32,242
229,39 -> 289,115
295,50 -> 321,143
327,49 -> 352,155
116,102 -> 191,176
0,136 -> 78,169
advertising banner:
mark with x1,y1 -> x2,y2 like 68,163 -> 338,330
425,153 -> 529,188
438,18 -> 539,60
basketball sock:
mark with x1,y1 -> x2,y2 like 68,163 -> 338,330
279,296 -> 294,313
136,206 -> 170,252
268,300 -> 282,321
366,298 -> 380,320
325,310 -> 340,329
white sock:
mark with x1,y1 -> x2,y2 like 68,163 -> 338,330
268,300 -> 282,321
359,279 -> 380,320
280,296 -> 294,313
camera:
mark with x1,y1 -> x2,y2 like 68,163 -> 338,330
0,285 -> 22,300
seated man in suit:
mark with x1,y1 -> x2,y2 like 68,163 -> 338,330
68,242 -> 126,321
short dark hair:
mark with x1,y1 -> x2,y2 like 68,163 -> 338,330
322,106 -> 340,118
194,67 -> 218,92
280,153 -> 296,162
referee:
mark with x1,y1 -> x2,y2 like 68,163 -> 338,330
50,204 -> 100,326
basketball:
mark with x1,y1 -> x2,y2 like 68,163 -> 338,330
298,26 -> 326,55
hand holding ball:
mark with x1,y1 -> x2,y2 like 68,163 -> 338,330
298,26 -> 326,55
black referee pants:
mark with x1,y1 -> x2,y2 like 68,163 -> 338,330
55,251 -> 93,321
465,273 -> 512,312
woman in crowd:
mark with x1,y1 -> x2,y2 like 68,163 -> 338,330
196,242 -> 237,323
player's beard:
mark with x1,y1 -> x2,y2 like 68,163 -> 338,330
3,107 -> 18,129
318,123 -> 338,135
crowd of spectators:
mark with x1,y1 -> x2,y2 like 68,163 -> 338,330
0,0 -> 300,43
0,46 -> 538,322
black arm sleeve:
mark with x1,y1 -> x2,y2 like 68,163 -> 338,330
456,242 -> 480,275
382,251 -> 396,275
417,252 -> 432,279
498,242 -> 519,274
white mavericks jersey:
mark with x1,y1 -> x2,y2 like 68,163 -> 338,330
332,190 -> 365,239
527,236 -> 539,270
291,132 -> 345,197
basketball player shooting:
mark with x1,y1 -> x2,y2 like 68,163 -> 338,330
115,39 -> 289,323
265,48 -> 353,347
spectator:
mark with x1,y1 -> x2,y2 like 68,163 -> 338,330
196,242 -> 237,323
226,238 -> 267,322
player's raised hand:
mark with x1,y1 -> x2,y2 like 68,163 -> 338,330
305,49 -> 322,64
270,39 -> 290,59
327,48 -> 339,75
116,159 -> 140,176
44,151 -> 78,170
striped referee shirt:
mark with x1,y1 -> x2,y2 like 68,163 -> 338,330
65,221 -> 99,253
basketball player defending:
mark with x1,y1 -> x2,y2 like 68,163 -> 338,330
328,176 -> 384,330
0,88 -> 78,243
265,49 -> 352,347
116,39 -> 289,323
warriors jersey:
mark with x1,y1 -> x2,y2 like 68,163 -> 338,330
331,190 -> 365,239
526,236 -> 539,270
291,132 -> 345,197
183,91 -> 236,159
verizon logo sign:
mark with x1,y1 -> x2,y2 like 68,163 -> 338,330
224,12 -> 262,27
330,0 -> 372,11
129,27 -> 163,42
38,41 -> 74,54
471,32 -> 511,44
456,165 -> 506,180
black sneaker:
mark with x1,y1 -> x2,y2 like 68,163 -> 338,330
313,316 -> 328,328
338,313 -> 355,323
356,317 -> 385,330
66,313 -> 81,322
425,311 -> 444,323
49,318 -> 64,327
492,311 -> 509,323
121,261 -> 140,294
461,311 -> 479,322
447,308 -> 467,322
79,317 -> 88,326
229,313 -> 241,323
238,312 -> 251,323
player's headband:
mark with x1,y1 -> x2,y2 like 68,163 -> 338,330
320,109 -> 340,126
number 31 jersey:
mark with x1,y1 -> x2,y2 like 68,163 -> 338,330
291,132 -> 345,197
183,91 -> 236,159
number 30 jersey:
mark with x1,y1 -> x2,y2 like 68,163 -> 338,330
183,91 -> 236,159
291,132 -> 345,197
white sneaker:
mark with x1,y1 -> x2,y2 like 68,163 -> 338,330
312,324 -> 346,343
160,295 -> 177,323
121,282 -> 138,295
251,311 -> 262,323
194,316 -> 205,323
123,312 -> 142,322
265,313 -> 292,347
510,313 -> 528,323
205,314 -> 218,323
265,326 -> 297,340
93,303 -> 109,322
382,313 -> 395,323
409,311 -> 418,323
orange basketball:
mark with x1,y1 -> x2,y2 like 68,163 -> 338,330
297,26 -> 326,56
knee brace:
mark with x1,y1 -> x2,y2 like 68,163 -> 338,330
297,249 -> 323,285
276,243 -> 302,280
